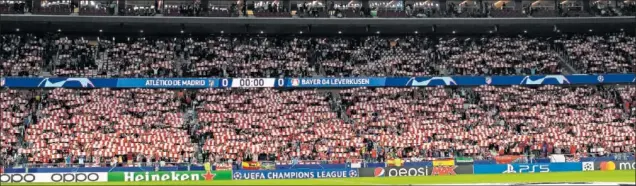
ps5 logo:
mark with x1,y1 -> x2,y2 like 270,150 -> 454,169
502,164 -> 517,174
502,164 -> 549,174
519,164 -> 549,173
37,78 -> 95,88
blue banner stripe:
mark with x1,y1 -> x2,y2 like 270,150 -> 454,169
1,74 -> 634,88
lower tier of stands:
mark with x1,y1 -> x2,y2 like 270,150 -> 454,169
1,85 -> 634,167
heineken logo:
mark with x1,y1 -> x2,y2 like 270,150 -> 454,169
109,170 -> 231,182
202,171 -> 215,181
122,171 -> 216,182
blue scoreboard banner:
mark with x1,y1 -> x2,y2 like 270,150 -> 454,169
0,77 -> 219,88
474,163 -> 583,174
1,74 -> 634,88
232,169 -> 359,180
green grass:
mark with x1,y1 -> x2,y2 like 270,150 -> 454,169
7,170 -> 635,185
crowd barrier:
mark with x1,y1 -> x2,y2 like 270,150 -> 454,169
2,160 -> 634,183
7,155 -> 630,174
2,74 -> 635,88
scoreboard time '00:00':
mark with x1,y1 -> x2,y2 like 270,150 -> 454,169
221,78 -> 282,88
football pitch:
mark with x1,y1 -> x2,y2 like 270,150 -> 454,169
6,170 -> 635,185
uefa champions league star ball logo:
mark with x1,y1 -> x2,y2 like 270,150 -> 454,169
348,170 -> 358,177
582,162 -> 595,171
233,172 -> 241,180
597,75 -> 604,83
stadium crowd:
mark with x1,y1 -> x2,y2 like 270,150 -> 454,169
555,33 -> 636,74
1,85 -> 634,167
0,32 -> 635,168
2,34 -> 634,78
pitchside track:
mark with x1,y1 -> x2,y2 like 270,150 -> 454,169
5,170 -> 635,185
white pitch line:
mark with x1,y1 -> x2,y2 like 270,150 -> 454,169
414,184 -> 510,185
311,181 -> 632,186
412,182 -> 632,186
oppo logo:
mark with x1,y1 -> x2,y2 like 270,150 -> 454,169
0,174 -> 36,183
51,173 -> 100,182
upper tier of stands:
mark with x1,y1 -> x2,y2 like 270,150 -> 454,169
1,34 -> 634,78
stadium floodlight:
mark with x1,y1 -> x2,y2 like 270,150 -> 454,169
588,29 -> 593,32
180,30 -> 184,34
338,31 -> 342,34
140,30 -> 144,33
452,30 -> 456,34
414,31 -> 418,34
221,30 -> 224,34
376,31 -> 380,34
15,28 -> 19,32
299,31 -> 303,34
260,30 -> 264,34
524,30 -> 527,33
620,28 -> 624,31
99,29 -> 103,33
489,30 -> 493,34
57,29 -> 61,32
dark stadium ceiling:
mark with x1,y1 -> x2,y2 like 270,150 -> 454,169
1,15 -> 634,36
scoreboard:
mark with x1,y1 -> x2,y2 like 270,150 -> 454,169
221,78 -> 284,88
2,74 -> 634,88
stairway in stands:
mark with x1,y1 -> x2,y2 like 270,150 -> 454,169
550,41 -> 580,74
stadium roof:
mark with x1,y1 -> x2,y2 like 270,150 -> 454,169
1,15 -> 634,36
